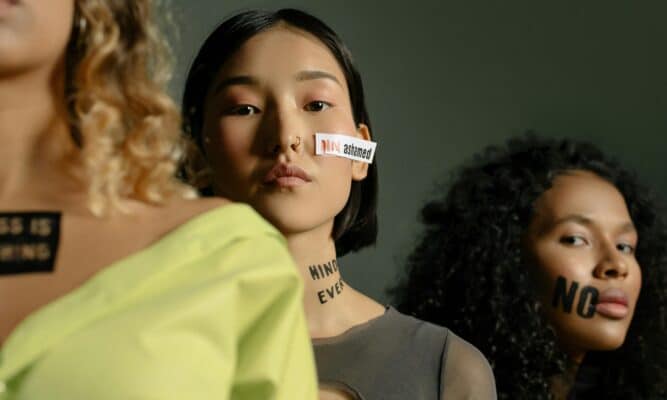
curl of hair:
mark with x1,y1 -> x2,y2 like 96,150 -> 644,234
391,134 -> 667,399
67,0 -> 194,215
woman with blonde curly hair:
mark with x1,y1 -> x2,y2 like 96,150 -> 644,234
0,1 -> 317,399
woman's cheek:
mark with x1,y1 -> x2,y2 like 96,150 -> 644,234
316,156 -> 353,203
215,121 -> 255,161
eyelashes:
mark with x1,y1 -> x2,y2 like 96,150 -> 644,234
221,100 -> 334,117
560,235 -> 587,246
303,100 -> 332,112
223,105 -> 260,116
616,243 -> 635,255
559,235 -> 636,255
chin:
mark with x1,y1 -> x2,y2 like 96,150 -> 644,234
576,327 -> 630,352
268,215 -> 327,236
251,194 -> 345,236
253,204 -> 335,236
555,317 -> 632,357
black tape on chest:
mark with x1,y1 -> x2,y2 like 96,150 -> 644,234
0,212 -> 62,275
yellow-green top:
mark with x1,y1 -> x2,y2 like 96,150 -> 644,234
0,203 -> 316,400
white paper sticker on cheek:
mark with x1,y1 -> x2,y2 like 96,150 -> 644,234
315,133 -> 377,164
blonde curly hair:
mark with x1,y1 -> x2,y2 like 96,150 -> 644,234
67,0 -> 194,215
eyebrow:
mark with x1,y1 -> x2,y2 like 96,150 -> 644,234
211,70 -> 341,97
553,214 -> 593,226
211,75 -> 260,96
552,214 -> 636,234
295,70 -> 342,86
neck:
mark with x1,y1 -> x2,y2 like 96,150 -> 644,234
559,339 -> 586,365
285,221 -> 347,336
550,351 -> 585,400
0,59 -> 76,203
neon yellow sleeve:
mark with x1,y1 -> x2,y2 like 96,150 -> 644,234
0,205 -> 317,400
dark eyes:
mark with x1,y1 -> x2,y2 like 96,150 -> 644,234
560,236 -> 635,255
304,101 -> 331,112
560,236 -> 587,246
225,105 -> 260,116
617,243 -> 635,254
223,101 -> 331,116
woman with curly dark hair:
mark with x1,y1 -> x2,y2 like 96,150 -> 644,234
392,135 -> 667,399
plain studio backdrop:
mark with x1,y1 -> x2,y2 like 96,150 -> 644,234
168,0 -> 667,303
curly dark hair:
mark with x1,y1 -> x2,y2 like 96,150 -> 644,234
391,135 -> 667,399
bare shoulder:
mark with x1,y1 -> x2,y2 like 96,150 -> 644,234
124,196 -> 232,238
345,285 -> 387,322
441,332 -> 497,399
158,196 -> 232,229
0,196 -> 232,346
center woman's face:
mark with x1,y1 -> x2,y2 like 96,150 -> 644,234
201,26 -> 368,235
524,170 -> 641,358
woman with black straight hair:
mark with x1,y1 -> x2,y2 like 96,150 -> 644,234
183,8 -> 496,400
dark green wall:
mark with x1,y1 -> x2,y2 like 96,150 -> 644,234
169,0 -> 667,302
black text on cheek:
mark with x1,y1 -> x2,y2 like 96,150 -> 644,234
551,275 -> 599,319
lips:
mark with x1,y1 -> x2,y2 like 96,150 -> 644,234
595,288 -> 630,319
263,163 -> 312,188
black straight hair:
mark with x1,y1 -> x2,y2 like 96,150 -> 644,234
182,9 -> 378,256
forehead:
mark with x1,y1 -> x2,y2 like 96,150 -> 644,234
216,25 -> 347,84
533,170 -> 632,223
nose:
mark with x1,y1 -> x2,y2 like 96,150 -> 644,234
593,242 -> 629,280
262,105 -> 304,157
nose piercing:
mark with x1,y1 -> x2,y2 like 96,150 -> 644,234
292,135 -> 302,148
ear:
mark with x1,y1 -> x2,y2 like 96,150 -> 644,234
351,123 -> 371,181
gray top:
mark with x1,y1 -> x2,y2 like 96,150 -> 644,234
313,307 -> 497,400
